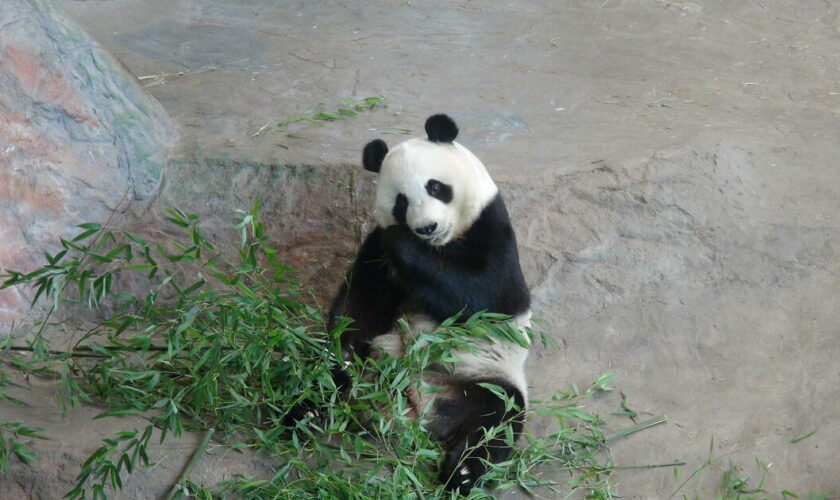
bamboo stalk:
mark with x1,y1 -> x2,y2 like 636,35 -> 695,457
605,415 -> 668,442
164,428 -> 216,500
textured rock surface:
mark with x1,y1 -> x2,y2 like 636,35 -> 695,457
2,0 -> 838,498
0,0 -> 174,325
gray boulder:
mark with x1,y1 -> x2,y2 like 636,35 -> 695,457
0,0 -> 174,327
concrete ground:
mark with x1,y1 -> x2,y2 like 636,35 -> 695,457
29,0 -> 840,497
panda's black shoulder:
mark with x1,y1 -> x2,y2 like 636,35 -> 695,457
462,194 -> 517,246
456,193 -> 531,314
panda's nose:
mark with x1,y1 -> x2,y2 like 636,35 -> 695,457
414,223 -> 438,236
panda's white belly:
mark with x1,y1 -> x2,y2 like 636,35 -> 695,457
369,311 -> 531,399
448,313 -> 531,399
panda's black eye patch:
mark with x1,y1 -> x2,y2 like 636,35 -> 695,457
426,179 -> 453,203
392,193 -> 408,225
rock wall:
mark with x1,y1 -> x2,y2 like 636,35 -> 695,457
0,0 -> 174,326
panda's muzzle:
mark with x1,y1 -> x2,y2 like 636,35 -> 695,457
414,223 -> 438,236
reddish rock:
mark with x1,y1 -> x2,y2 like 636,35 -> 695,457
0,0 -> 174,327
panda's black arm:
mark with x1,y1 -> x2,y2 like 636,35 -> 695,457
329,228 -> 403,355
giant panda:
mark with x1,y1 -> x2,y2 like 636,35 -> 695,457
328,114 -> 532,494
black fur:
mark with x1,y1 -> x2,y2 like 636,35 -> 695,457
392,193 -> 408,225
331,194 -> 532,336
381,194 -> 530,322
328,228 -> 403,354
433,379 -> 526,494
329,191 -> 530,493
425,114 -> 459,143
362,139 -> 388,172
426,179 -> 453,203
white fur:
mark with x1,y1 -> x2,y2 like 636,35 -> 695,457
370,332 -> 405,358
374,138 -> 498,245
395,312 -> 531,399
448,311 -> 531,398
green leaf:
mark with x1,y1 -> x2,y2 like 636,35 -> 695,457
13,426 -> 49,440
790,430 -> 816,443
12,443 -> 37,465
93,409 -> 146,420
164,208 -> 190,227
364,96 -> 386,108
476,382 -> 508,402
124,232 -> 148,247
592,373 -> 616,392
72,229 -> 100,242
104,244 -> 130,261
314,111 -> 341,120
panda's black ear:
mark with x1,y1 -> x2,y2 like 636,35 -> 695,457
425,114 -> 458,143
362,139 -> 388,173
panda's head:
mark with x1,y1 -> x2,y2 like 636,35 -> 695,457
362,114 -> 498,246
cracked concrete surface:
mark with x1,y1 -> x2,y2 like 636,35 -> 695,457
8,0 -> 839,497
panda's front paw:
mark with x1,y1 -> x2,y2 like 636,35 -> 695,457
381,224 -> 415,261
282,401 -> 322,429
